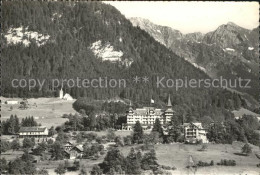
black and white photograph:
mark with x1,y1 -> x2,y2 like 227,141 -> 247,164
1,1 -> 259,174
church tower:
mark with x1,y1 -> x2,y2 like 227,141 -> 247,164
164,95 -> 174,123
128,101 -> 134,115
59,88 -> 64,99
126,101 -> 134,130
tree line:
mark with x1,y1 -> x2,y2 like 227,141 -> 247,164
1,115 -> 40,135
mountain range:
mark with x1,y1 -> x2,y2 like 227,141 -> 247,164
1,1 -> 259,121
130,17 -> 259,100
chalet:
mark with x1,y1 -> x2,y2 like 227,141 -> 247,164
19,127 -> 48,138
71,145 -> 84,157
64,141 -> 74,151
64,144 -> 84,159
183,122 -> 208,143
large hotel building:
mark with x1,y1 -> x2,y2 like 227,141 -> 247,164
123,96 -> 174,130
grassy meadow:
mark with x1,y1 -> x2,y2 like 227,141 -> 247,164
1,97 -> 76,128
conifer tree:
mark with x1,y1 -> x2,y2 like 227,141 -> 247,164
152,118 -> 164,138
133,121 -> 144,144
125,147 -> 142,174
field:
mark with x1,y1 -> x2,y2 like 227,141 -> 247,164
83,130 -> 151,137
1,97 -> 76,128
232,107 -> 260,121
36,141 -> 260,175
2,97 -> 260,174
2,129 -> 260,175
119,142 -> 260,175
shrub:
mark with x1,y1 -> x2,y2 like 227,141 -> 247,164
153,168 -> 163,174
241,143 -> 252,156
96,136 -> 103,144
83,132 -> 97,141
100,151 -> 106,155
217,159 -> 236,166
123,135 -> 132,146
161,165 -> 171,170
197,139 -> 203,145
197,160 -> 213,167
198,144 -> 208,151
139,143 -> 154,151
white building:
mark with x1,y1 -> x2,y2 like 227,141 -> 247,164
5,100 -> 19,104
123,96 -> 174,130
183,122 -> 208,143
19,127 -> 49,138
63,93 -> 73,101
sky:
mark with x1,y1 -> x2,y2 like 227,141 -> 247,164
105,1 -> 259,34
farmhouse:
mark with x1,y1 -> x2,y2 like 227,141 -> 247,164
123,96 -> 174,130
183,122 -> 208,143
19,126 -> 49,138
64,143 -> 84,159
64,141 -> 74,151
5,100 -> 19,104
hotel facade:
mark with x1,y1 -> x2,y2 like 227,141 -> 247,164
123,96 -> 174,130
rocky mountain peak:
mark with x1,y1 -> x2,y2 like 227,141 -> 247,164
129,18 -> 259,100
129,17 -> 183,46
203,21 -> 251,49
227,21 -> 239,27
184,32 -> 204,42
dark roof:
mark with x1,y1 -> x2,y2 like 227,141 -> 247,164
19,127 -> 47,132
64,150 -> 70,155
64,141 -> 74,147
73,145 -> 84,152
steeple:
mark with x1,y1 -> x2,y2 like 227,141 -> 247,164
59,88 -> 64,99
129,101 -> 133,111
167,95 -> 172,107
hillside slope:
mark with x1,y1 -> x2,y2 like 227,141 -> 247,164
1,1 -> 250,120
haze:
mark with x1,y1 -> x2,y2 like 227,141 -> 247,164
105,1 -> 259,34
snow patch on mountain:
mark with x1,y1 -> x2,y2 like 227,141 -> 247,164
223,48 -> 235,52
90,40 -> 133,67
244,34 -> 248,40
248,47 -> 254,50
192,62 -> 206,72
4,26 -> 50,47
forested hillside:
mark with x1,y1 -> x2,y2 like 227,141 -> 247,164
2,1 -> 248,120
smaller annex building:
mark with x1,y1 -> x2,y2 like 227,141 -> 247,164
183,122 -> 208,143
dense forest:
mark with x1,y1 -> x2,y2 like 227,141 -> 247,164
1,1 -> 253,121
